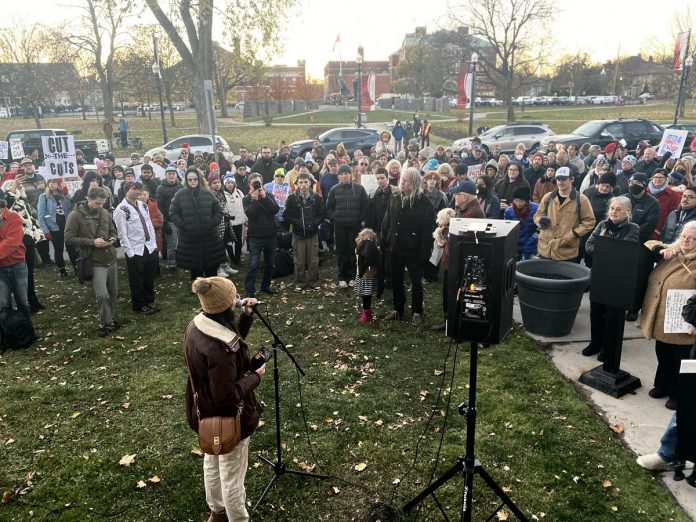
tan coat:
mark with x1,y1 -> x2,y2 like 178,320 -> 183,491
534,189 -> 596,260
641,241 -> 696,345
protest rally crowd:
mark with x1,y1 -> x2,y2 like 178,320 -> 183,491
3,117 -> 696,518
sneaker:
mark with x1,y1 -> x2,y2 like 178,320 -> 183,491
411,313 -> 423,325
217,268 -> 229,278
636,453 -> 672,471
597,351 -> 605,362
97,326 -> 112,338
384,310 -> 401,321
135,305 -> 156,315
207,510 -> 229,522
348,280 -> 355,287
665,398 -> 678,410
59,268 -> 68,279
649,387 -> 668,399
146,303 -> 161,313
339,280 -> 348,289
261,286 -> 277,295
294,286 -> 303,293
581,343 -> 601,356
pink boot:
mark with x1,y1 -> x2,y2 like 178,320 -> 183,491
359,309 -> 371,323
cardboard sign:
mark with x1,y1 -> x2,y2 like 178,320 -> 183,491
0,141 -> 7,160
467,163 -> 483,180
657,129 -> 688,159
96,139 -> 109,153
9,138 -> 24,160
41,135 -> 78,179
63,178 -> 82,197
664,289 -> 696,333
133,163 -> 166,180
361,174 -> 378,196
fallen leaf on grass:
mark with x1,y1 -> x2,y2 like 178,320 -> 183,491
70,412 -> 81,419
2,491 -> 12,504
497,510 -> 509,520
354,462 -> 367,472
136,480 -> 146,489
148,475 -> 161,483
191,447 -> 204,457
433,370 -> 444,376
119,454 -> 136,467
122,403 -> 130,409
611,423 -> 624,434
602,479 -> 612,489
161,395 -> 173,400
611,506 -> 618,512
331,486 -> 340,495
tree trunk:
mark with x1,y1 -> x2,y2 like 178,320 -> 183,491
192,77 -> 211,133
102,82 -> 115,122
163,80 -> 176,127
217,74 -> 228,118
32,105 -> 41,129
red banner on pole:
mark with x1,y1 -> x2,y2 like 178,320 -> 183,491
674,31 -> 690,71
361,74 -> 374,111
457,72 -> 468,109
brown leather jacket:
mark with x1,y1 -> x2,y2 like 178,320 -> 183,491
185,312 -> 263,440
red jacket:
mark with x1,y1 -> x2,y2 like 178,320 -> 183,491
649,186 -> 681,239
0,210 -> 26,267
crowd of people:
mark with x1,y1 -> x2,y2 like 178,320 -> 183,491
3,126 -> 696,512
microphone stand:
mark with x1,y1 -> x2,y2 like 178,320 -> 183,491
250,305 -> 329,512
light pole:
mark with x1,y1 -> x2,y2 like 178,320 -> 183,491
674,56 -> 693,124
467,52 -> 478,137
152,35 -> 168,144
356,53 -> 363,128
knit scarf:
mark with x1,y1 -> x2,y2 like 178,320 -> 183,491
648,181 -> 668,195
512,204 -> 531,221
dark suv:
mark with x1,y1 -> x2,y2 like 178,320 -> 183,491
540,119 -> 664,152
289,127 -> 381,158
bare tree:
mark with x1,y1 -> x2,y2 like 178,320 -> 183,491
144,0 -> 295,133
450,0 -> 554,121
213,42 -> 264,118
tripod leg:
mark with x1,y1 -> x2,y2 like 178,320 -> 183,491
252,473 -> 279,512
402,460 -> 464,513
476,467 -> 529,522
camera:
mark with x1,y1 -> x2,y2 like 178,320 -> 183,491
252,180 -> 262,190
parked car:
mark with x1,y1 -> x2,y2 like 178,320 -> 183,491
5,129 -> 105,163
539,119 -> 664,152
289,127 -> 381,158
663,123 -> 696,147
452,122 -> 554,155
639,92 -> 655,100
145,134 -> 230,162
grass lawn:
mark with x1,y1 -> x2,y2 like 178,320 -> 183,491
0,256 -> 689,521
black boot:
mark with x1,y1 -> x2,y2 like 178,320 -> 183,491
687,469 -> 696,488
581,343 -> 601,356
673,460 -> 686,481
59,268 -> 68,279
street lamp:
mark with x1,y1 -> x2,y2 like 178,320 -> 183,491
356,53 -> 363,128
152,60 -> 168,144
467,52 -> 478,137
674,55 -> 693,124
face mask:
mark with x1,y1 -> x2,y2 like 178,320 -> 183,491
477,188 -> 488,197
515,154 -> 523,160
629,185 -> 644,195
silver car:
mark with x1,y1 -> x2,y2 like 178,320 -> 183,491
145,134 -> 230,162
452,123 -> 554,155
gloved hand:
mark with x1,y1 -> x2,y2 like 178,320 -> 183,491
538,217 -> 552,230
44,232 -> 53,241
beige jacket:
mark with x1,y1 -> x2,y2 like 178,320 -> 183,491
534,189 -> 596,261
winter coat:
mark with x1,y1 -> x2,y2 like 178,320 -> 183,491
251,158 -> 283,184
381,193 -> 436,261
647,187 -> 682,240
424,188 -> 447,213
283,190 -> 325,238
242,193 -> 279,239
494,176 -> 531,210
64,201 -> 118,267
169,186 -> 226,271
504,203 -> 539,255
366,184 -> 396,231
155,180 -> 182,223
523,166 -> 545,189
356,239 -> 380,278
533,176 -> 556,204
38,192 -> 72,233
478,192 -> 501,219
223,188 -> 247,226
392,124 -> 404,141
583,186 -> 613,222
534,189 -> 596,261
641,241 -> 696,345
319,173 -> 340,203
139,176 -> 160,197
662,206 -> 696,245
5,188 -> 45,244
635,159 -> 660,177
585,219 -> 640,256
145,197 -> 164,253
625,192 -> 660,243
455,198 -> 485,219
185,312 -> 263,440
0,210 -> 26,267
326,182 -> 368,228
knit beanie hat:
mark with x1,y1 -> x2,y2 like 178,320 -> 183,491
454,163 -> 468,176
512,185 -> 531,201
597,172 -> 617,187
424,158 -> 439,171
223,173 -> 236,184
622,155 -> 637,167
207,173 -> 220,183
192,277 -> 237,314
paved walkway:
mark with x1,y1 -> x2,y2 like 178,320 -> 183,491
513,294 -> 696,519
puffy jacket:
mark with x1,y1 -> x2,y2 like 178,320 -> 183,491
185,312 -> 263,440
647,187 -> 681,239
169,186 -> 226,271
155,180 -> 182,223
38,192 -> 72,233
504,202 -> 539,255
366,184 -> 396,230
283,190 -> 325,238
242,193 -> 279,239
661,206 -> 696,245
583,186 -> 613,222
534,189 -> 596,261
319,173 -> 340,202
381,192 -> 435,261
251,158 -> 283,184
64,201 -> 118,267
585,219 -> 640,256
625,192 -> 660,243
326,182 -> 368,228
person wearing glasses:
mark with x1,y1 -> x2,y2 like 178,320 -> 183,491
641,221 -> 696,410
647,168 -> 683,241
661,186 -> 696,245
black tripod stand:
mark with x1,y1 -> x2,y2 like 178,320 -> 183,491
402,341 -> 529,521
251,306 -> 328,511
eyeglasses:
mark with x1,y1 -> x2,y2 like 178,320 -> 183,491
682,195 -> 696,200
187,177 -> 199,183
681,236 -> 696,242
652,175 -> 666,180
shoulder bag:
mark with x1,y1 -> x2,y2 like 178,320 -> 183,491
184,338 -> 244,455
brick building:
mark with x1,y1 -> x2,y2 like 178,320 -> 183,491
323,61 -> 392,100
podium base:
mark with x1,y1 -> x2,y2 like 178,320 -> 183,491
579,366 -> 641,398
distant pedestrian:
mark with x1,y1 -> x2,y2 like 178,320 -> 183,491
118,115 -> 129,148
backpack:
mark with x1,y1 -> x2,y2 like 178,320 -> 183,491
273,249 -> 294,279
0,310 -> 37,351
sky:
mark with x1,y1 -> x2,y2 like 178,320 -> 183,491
8,0 -> 689,78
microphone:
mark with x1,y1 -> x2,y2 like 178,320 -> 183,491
235,297 -> 265,308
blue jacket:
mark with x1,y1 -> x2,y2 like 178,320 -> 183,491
319,173 -> 340,203
38,192 -> 73,233
504,202 -> 539,255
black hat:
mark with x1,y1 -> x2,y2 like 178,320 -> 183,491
125,167 -> 135,176
512,185 -> 531,201
630,172 -> 649,187
141,163 -> 153,172
454,163 -> 468,176
337,165 -> 352,175
452,180 -> 477,195
598,172 -> 617,187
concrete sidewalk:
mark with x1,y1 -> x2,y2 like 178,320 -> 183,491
513,294 -> 696,519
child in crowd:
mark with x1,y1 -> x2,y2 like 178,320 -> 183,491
354,228 -> 380,323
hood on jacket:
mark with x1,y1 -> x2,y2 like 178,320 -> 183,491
485,159 -> 498,176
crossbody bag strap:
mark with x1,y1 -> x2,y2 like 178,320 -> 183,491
183,332 -> 202,423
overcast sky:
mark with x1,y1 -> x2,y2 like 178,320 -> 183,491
9,0 -> 689,78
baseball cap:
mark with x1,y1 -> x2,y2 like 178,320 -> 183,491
555,167 -> 571,179
451,180 -> 477,195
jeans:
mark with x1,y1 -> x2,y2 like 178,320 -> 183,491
125,249 -> 159,310
245,236 -> 276,296
23,236 -> 40,306
391,254 -> 425,315
0,261 -> 30,314
658,412 -> 678,462
164,222 -> 178,268
92,263 -> 118,327
654,340 -> 692,399
49,215 -> 78,270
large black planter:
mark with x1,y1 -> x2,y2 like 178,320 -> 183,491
515,259 -> 590,337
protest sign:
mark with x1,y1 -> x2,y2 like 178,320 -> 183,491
657,129 -> 688,159
467,163 -> 483,180
361,174 -> 378,196
41,135 -> 78,179
9,138 -> 24,160
133,163 -> 166,180
96,139 -> 109,153
64,178 -> 83,197
664,289 -> 696,333
0,141 -> 8,160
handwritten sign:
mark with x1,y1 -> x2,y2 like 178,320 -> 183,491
0,141 -> 7,160
657,129 -> 688,159
361,174 -> 378,196
63,178 -> 82,197
41,135 -> 78,179
9,138 -> 24,160
467,163 -> 483,180
133,163 -> 166,180
664,289 -> 696,333
96,139 -> 109,153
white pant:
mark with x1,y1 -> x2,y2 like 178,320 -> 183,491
203,437 -> 250,521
